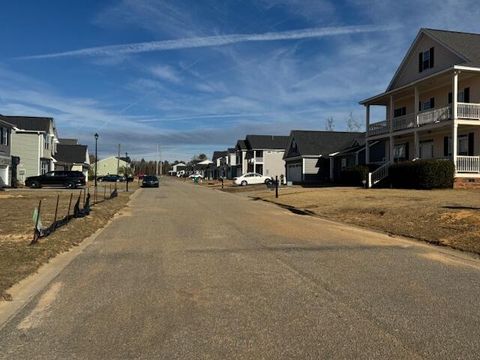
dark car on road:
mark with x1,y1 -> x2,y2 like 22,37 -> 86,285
142,175 -> 159,188
98,174 -> 124,182
25,171 -> 86,189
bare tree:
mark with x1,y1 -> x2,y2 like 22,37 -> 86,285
346,112 -> 362,132
325,117 -> 335,131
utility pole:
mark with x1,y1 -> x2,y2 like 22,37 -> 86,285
156,144 -> 159,176
117,144 -> 121,175
159,145 -> 162,175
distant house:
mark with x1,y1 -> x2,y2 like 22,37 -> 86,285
169,162 -> 186,176
329,136 -> 386,182
283,130 -> 361,184
0,119 -> 13,186
94,156 -> 131,177
234,135 -> 289,178
244,135 -> 289,178
235,139 -> 249,176
1,115 -> 58,184
225,148 -> 237,179
54,139 -> 90,180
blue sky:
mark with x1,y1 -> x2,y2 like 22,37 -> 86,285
1,0 -> 480,161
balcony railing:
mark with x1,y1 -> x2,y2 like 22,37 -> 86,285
393,113 -> 416,131
457,155 -> 480,173
417,106 -> 451,126
458,102 -> 480,120
368,120 -> 388,136
368,103 -> 480,137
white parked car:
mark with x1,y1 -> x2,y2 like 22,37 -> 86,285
234,173 -> 273,186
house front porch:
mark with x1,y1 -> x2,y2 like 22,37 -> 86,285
369,123 -> 480,180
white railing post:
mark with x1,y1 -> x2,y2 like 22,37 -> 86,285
368,172 -> 372,188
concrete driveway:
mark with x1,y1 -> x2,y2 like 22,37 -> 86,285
1,178 -> 479,359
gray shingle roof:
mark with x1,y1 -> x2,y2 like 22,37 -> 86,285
236,139 -> 247,150
59,138 -> 79,145
55,144 -> 88,164
285,130 -> 362,158
0,115 -> 53,132
212,151 -> 228,161
423,28 -> 480,67
245,135 -> 290,150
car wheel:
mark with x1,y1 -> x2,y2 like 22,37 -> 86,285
30,181 -> 41,189
241,180 -> 247,186
65,182 -> 76,189
265,179 -> 272,184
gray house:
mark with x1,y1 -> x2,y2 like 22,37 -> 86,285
0,119 -> 13,186
1,116 -> 58,184
284,130 -> 361,184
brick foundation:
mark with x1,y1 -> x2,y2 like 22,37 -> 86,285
454,177 -> 480,189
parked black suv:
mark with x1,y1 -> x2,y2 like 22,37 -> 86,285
25,171 -> 86,189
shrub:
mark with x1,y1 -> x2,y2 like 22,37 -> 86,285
389,159 -> 454,189
339,165 -> 369,186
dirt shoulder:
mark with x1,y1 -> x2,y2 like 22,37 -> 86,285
0,184 -> 138,300
225,185 -> 480,255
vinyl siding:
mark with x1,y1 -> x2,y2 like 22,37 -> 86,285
95,157 -> 128,176
391,33 -> 464,90
263,150 -> 285,177
11,132 -> 41,181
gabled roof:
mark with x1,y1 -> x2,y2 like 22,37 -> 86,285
236,139 -> 247,150
423,28 -> 480,67
285,130 -> 362,158
0,118 -> 13,129
245,135 -> 289,150
212,151 -> 228,161
59,138 -> 79,145
55,144 -> 88,164
385,28 -> 480,92
0,115 -> 54,133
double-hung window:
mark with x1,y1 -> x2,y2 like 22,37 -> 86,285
0,127 -> 9,145
419,48 -> 434,72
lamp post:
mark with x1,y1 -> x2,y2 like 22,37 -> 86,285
125,151 -> 129,192
94,133 -> 99,188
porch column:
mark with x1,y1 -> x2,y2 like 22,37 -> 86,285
414,131 -> 420,159
414,86 -> 419,126
365,105 -> 370,164
389,96 -> 394,133
389,136 -> 394,163
452,71 -> 459,120
453,122 -> 458,173
329,157 -> 334,182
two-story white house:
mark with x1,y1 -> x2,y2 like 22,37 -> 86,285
362,28 -> 480,187
1,116 -> 58,184
0,119 -> 13,187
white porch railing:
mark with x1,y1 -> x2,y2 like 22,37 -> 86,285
368,120 -> 389,136
417,106 -> 451,126
393,113 -> 416,131
457,103 -> 480,120
457,155 -> 480,173
368,162 -> 389,188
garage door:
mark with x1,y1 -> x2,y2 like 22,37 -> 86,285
287,163 -> 302,183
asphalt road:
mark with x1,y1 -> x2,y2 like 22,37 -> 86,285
1,179 -> 480,359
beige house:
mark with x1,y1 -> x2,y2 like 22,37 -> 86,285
1,116 -> 58,184
361,28 -> 480,187
54,139 -> 90,180
94,156 -> 130,177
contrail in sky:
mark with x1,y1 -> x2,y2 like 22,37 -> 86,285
19,24 -> 397,59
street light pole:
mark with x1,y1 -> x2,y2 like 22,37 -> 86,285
125,151 -> 129,192
94,133 -> 99,188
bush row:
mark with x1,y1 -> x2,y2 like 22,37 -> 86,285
388,159 -> 454,189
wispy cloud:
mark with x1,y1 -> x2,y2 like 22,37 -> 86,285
19,24 -> 397,59
149,65 -> 182,83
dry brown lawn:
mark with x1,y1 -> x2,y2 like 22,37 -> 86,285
236,186 -> 480,255
0,182 -> 137,300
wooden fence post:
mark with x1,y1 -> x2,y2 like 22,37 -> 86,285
31,200 -> 42,245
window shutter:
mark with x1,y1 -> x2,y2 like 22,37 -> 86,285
419,101 -> 422,111
429,47 -> 434,68
430,97 -> 435,108
464,87 -> 470,103
469,133 -> 474,156
419,52 -> 423,72
448,92 -> 452,104
444,136 -> 449,157
405,142 -> 409,160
